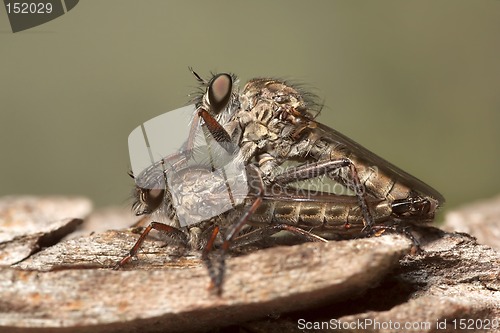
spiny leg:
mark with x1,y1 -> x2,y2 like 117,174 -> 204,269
209,197 -> 263,295
205,165 -> 332,294
200,225 -> 221,289
208,167 -> 266,294
114,222 -> 187,269
191,69 -> 236,155
369,224 -> 422,255
231,224 -> 327,249
212,219 -> 328,295
346,162 -> 373,232
198,108 -> 236,154
156,99 -> 231,171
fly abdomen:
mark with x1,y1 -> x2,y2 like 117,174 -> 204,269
308,132 -> 430,210
248,196 -> 393,234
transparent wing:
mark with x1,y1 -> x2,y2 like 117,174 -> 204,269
315,122 -> 445,205
128,105 -> 249,227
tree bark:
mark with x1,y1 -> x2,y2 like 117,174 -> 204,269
0,196 -> 499,333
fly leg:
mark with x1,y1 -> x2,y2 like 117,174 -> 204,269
197,108 -> 237,155
192,68 -> 238,155
271,159 -> 374,232
232,224 -> 328,248
369,224 -> 422,255
391,195 -> 438,221
158,69 -> 235,172
208,165 -> 332,294
166,69 -> 230,167
202,165 -> 267,294
212,219 -> 328,294
208,192 -> 264,294
114,222 -> 188,269
200,225 -> 223,291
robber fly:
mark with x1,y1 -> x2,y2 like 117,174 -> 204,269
116,70 -> 444,293
117,155 -> 397,293
117,101 -> 404,293
192,71 -> 445,232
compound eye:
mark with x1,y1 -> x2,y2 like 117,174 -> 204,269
142,188 -> 164,212
207,73 -> 233,114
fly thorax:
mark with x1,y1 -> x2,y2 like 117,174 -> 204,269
243,122 -> 270,141
288,139 -> 311,158
267,140 -> 289,158
268,118 -> 287,135
224,118 -> 243,145
239,86 -> 264,113
306,137 -> 328,160
255,100 -> 278,124
235,108 -> 255,127
237,141 -> 258,164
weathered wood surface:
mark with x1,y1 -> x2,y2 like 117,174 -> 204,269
0,196 -> 92,265
444,194 -> 500,251
1,231 -> 411,332
1,195 -> 499,333
336,231 -> 500,333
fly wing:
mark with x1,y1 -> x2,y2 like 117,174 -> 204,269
260,186 -> 385,204
192,175 -> 383,205
315,121 -> 445,205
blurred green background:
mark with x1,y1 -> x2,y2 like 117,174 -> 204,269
1,1 -> 499,216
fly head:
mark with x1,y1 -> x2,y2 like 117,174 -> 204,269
190,69 -> 240,125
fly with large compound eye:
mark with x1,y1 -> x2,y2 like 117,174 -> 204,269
116,70 -> 444,294
117,159 -> 400,294
190,68 -> 236,116
190,71 -> 445,233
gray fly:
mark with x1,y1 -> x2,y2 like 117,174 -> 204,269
191,71 -> 444,231
115,70 -> 444,293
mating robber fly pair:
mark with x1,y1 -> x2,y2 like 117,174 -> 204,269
115,69 -> 445,294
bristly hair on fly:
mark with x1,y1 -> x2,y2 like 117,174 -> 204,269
282,79 -> 324,120
187,68 -> 323,121
257,78 -> 322,119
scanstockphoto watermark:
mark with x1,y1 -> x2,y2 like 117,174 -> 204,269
297,318 -> 432,331
298,318 -> 500,331
248,164 -> 380,198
